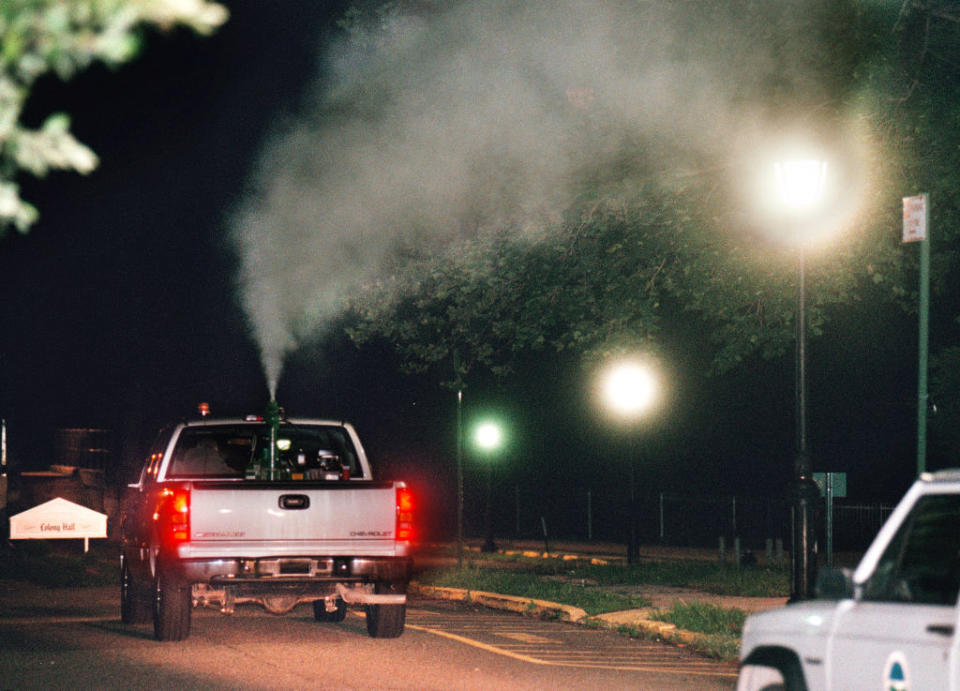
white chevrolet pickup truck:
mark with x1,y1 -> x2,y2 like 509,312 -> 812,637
738,469 -> 960,690
120,404 -> 414,641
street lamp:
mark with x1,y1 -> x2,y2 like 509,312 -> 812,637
602,361 -> 658,420
599,359 -> 660,564
474,421 -> 503,553
775,156 -> 828,601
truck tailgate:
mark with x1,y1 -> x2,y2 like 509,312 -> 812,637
183,482 -> 399,557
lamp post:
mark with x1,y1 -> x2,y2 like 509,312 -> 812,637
774,157 -> 828,601
456,389 -> 464,567
600,359 -> 659,564
475,421 -> 503,553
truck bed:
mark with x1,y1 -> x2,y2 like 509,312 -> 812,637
181,480 -> 402,559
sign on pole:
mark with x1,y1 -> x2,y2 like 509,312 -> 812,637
903,194 -> 927,242
10,497 -> 107,552
904,193 -> 931,476
813,472 -> 847,499
813,472 -> 847,567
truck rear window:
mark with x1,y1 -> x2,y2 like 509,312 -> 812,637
166,424 -> 362,480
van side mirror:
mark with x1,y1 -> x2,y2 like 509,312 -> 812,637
815,567 -> 854,599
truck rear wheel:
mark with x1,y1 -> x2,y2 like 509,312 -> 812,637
153,568 -> 191,641
313,598 -> 347,622
120,557 -> 151,625
365,582 -> 406,638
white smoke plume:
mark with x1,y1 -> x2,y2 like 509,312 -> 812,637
230,1 -> 830,396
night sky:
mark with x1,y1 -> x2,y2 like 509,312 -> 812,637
0,1 -> 931,543
0,1 -> 348,463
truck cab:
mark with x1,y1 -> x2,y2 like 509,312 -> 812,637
738,470 -> 960,690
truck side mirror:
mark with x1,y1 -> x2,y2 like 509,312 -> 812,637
815,567 -> 854,599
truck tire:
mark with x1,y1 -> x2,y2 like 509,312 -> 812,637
120,557 -> 151,625
365,582 -> 406,638
313,598 -> 347,622
153,568 -> 191,641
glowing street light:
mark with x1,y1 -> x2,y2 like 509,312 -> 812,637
602,361 -> 659,419
598,358 -> 660,564
774,154 -> 828,601
775,159 -> 828,212
473,420 -> 504,553
475,422 -> 503,452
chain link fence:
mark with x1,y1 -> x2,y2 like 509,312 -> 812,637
487,484 -> 894,559
655,493 -> 894,556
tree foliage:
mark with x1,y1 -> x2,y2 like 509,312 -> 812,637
338,1 -> 960,390
344,0 -> 959,385
351,197 -> 670,386
0,0 -> 228,234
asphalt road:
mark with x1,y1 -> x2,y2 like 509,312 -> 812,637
0,583 -> 737,689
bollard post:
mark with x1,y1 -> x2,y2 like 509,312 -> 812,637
719,536 -> 726,561
659,492 -> 665,543
587,490 -> 592,541
515,484 -> 521,537
732,496 -> 737,542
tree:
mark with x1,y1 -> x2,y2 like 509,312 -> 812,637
0,0 -> 228,235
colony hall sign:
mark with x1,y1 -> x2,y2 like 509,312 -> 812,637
10,497 -> 107,550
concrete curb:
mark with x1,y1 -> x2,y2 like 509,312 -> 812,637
410,583 -> 588,623
593,608 -> 704,646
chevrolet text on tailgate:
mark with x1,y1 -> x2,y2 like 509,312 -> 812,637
737,470 -> 960,690
121,403 -> 414,641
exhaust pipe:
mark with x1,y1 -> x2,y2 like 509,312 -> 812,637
265,399 -> 281,481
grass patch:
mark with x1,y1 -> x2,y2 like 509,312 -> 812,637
650,602 -> 746,661
651,601 -> 747,636
417,566 -> 651,615
421,550 -> 788,609
514,557 -> 788,598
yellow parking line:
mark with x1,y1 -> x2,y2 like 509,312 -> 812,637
407,624 -> 547,664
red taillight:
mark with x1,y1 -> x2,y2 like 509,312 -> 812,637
155,486 -> 190,545
396,485 -> 414,543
